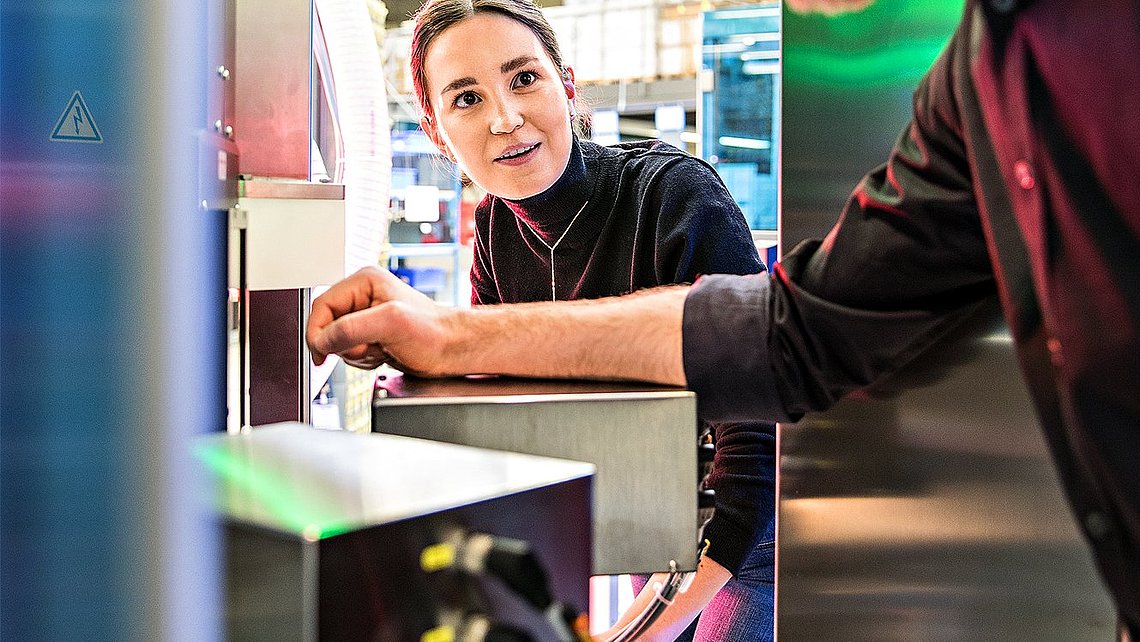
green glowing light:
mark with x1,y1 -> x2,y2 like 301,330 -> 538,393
784,38 -> 956,87
783,0 -> 965,88
195,441 -> 354,540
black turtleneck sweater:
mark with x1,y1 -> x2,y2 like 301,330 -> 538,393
472,137 -> 762,303
470,137 -> 775,574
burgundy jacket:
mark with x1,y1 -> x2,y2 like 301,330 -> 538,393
684,0 -> 1140,626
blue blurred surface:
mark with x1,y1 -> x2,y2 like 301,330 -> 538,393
2,1 -> 222,639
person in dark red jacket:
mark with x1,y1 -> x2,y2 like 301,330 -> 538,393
309,0 -> 1140,635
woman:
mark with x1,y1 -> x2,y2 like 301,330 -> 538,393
409,0 -> 776,639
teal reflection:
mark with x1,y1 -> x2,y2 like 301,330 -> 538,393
701,4 -> 781,231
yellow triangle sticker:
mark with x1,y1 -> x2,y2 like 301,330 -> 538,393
50,91 -> 103,143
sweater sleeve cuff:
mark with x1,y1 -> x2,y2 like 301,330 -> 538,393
682,273 -> 789,423
700,511 -> 756,574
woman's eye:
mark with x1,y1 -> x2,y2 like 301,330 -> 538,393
514,71 -> 538,88
454,91 -> 480,108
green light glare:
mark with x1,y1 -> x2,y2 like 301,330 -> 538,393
783,0 -> 966,88
195,441 -> 354,540
786,38 -> 955,88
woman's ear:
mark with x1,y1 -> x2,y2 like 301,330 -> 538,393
562,66 -> 576,100
420,116 -> 454,161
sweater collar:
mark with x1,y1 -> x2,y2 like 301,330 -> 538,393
502,136 -> 592,241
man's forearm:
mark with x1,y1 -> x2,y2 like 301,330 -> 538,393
442,285 -> 689,386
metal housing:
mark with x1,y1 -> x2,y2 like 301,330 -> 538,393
372,374 -> 701,575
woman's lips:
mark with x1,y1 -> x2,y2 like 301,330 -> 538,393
494,142 -> 540,166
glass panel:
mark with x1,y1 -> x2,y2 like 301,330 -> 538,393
701,4 -> 781,231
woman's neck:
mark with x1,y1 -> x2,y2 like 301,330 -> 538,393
502,136 -> 591,241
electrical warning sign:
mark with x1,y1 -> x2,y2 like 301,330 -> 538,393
50,91 -> 103,143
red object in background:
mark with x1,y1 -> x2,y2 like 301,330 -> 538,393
459,197 -> 477,247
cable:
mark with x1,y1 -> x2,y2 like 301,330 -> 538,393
469,535 -> 589,642
604,538 -> 711,642
601,561 -> 688,642
422,531 -> 590,642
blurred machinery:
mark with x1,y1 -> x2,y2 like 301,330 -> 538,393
699,4 -> 780,234
385,125 -> 465,306
199,423 -> 593,641
3,1 -> 226,637
226,0 -> 391,432
224,0 -> 348,430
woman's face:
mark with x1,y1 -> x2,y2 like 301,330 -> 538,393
421,13 -> 575,200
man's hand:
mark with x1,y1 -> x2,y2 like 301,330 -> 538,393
308,266 -> 689,386
306,266 -> 456,376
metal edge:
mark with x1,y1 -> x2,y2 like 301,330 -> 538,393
372,389 -> 696,407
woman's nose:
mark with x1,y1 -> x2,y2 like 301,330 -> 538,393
489,97 -> 524,134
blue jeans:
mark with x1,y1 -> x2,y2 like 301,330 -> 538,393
631,520 -> 775,642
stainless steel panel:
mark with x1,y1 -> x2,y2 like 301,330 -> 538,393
234,0 -> 311,178
778,306 -> 1116,639
206,0 -> 235,134
238,178 -> 344,200
372,374 -> 701,575
778,4 -> 1115,638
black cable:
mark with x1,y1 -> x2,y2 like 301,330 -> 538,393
482,536 -> 554,611
467,534 -> 589,642
484,622 -> 534,642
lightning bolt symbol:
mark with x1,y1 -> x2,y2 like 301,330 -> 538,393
73,107 -> 84,135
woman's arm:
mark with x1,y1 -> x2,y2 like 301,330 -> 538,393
642,154 -> 764,285
594,556 -> 732,642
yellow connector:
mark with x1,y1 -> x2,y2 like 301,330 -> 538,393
420,541 -> 457,572
420,625 -> 455,642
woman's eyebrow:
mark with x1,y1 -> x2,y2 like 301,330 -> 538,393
439,55 -> 539,96
501,55 -> 539,74
441,76 -> 477,95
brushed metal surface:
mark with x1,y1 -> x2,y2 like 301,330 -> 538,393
234,0 -> 311,178
778,305 -> 1115,640
238,178 -> 345,200
372,374 -> 701,575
